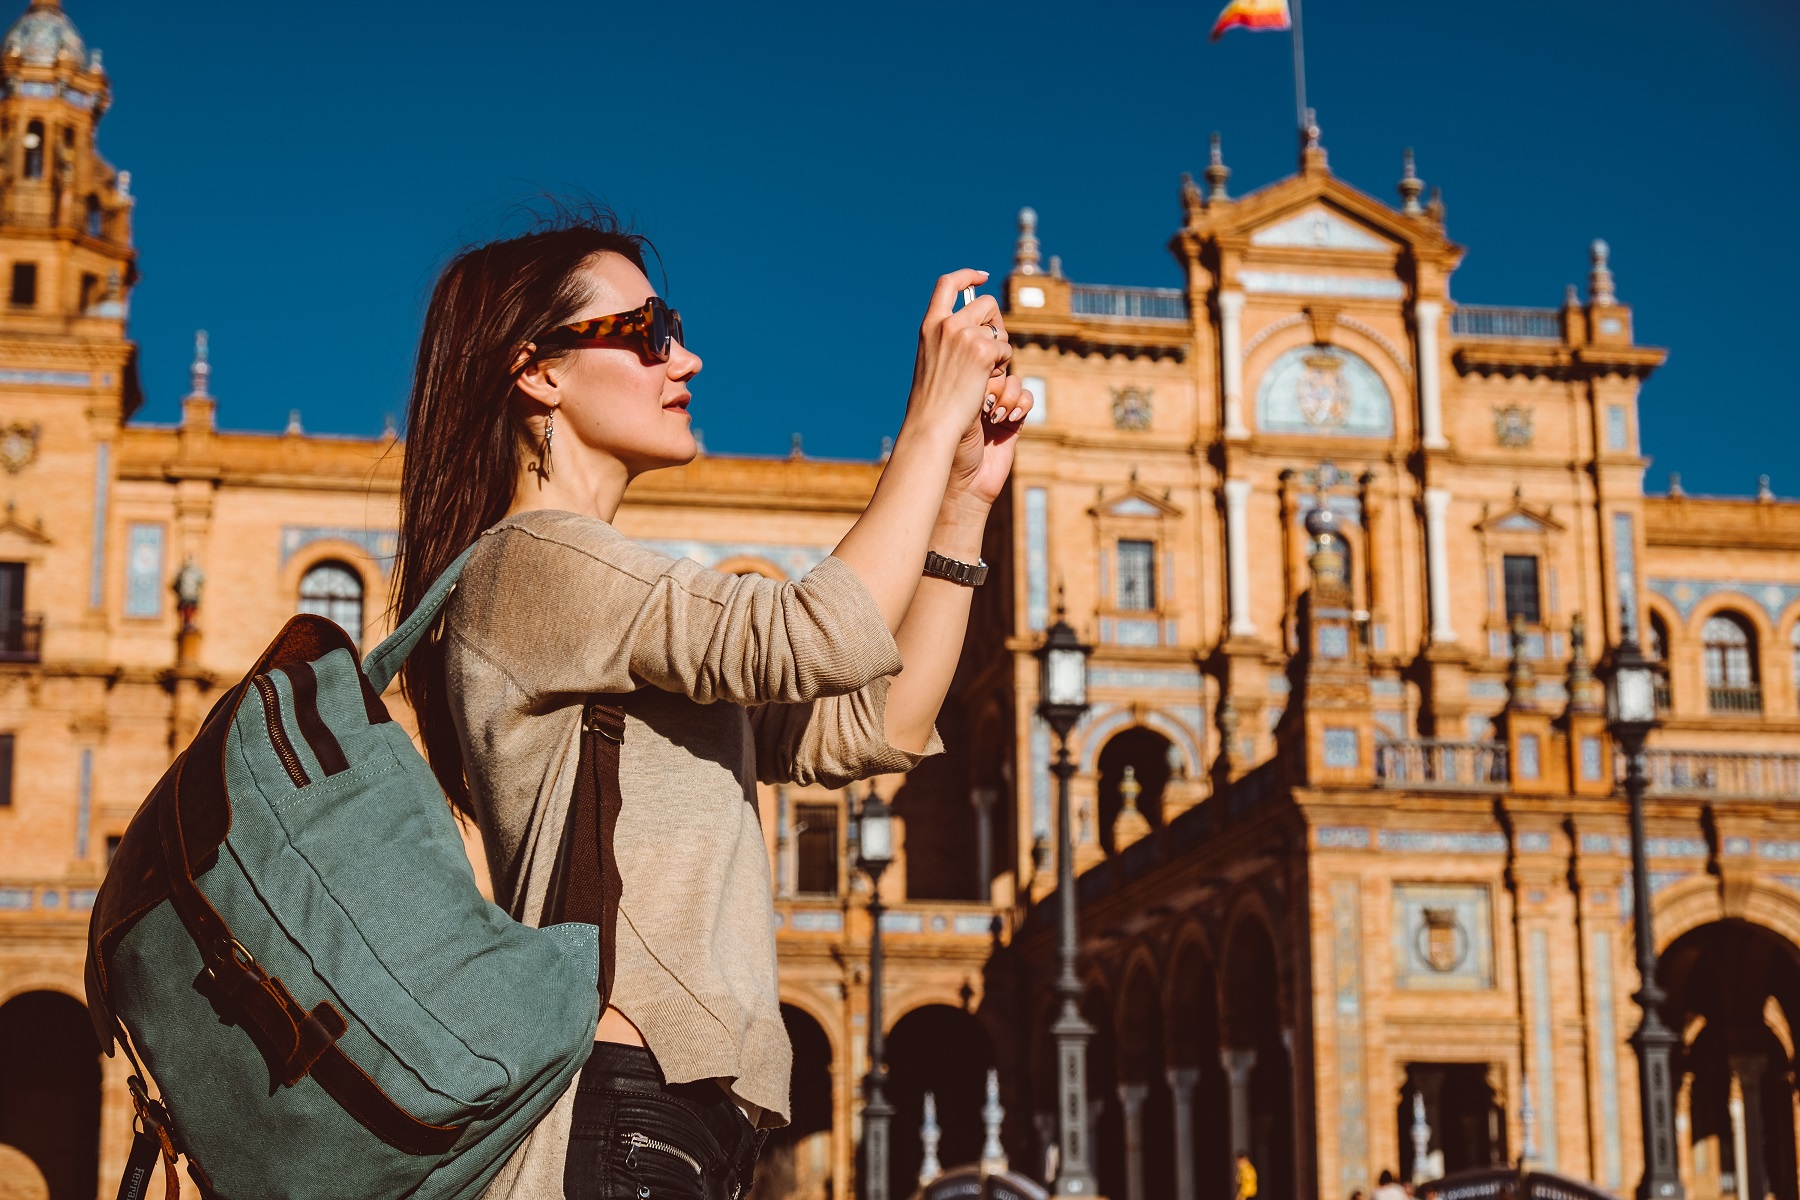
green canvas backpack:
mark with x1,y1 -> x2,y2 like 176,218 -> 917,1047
85,546 -> 622,1199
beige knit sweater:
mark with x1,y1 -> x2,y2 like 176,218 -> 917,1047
444,509 -> 941,1198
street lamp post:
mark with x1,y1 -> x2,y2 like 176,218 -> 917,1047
1607,623 -> 1686,1200
857,787 -> 897,1200
1036,613 -> 1098,1197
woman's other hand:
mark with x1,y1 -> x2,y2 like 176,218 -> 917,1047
946,372 -> 1031,508
906,270 -> 1011,442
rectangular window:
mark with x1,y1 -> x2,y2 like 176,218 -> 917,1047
1503,555 -> 1541,624
0,734 -> 11,807
0,561 -> 23,657
79,271 -> 99,312
10,262 -> 37,307
1116,539 -> 1156,611
1606,405 -> 1628,451
124,523 -> 164,617
794,802 -> 839,896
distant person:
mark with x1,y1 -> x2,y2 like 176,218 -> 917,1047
1350,1189 -> 1366,1200
1375,1169 -> 1409,1200
1235,1153 -> 1259,1200
395,210 -> 1029,1200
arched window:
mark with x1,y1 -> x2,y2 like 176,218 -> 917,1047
1701,613 -> 1760,713
22,120 -> 43,179
1648,613 -> 1672,711
84,194 -> 102,238
297,561 -> 364,644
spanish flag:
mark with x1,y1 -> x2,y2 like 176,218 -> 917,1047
1210,0 -> 1291,39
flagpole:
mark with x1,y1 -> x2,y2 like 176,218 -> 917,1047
1291,0 -> 1308,133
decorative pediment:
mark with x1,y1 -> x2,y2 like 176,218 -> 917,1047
1250,205 -> 1393,252
0,500 -> 51,545
1477,501 -> 1563,535
1091,487 -> 1181,520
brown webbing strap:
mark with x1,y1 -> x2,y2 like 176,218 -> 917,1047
157,727 -> 463,1157
542,699 -> 626,1006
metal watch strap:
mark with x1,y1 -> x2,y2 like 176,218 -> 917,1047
922,550 -> 988,587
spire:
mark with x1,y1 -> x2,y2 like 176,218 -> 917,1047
1013,207 -> 1041,276
1588,239 -> 1616,305
980,1068 -> 1009,1175
1204,132 -> 1231,203
187,329 -> 210,398
1397,148 -> 1424,215
1506,612 -> 1537,709
1566,612 -> 1603,713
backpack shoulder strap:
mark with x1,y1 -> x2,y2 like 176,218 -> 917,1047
542,699 -> 627,1005
361,543 -> 479,694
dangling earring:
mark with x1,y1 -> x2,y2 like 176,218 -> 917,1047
543,411 -> 555,461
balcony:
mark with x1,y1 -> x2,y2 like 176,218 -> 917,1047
1706,685 -> 1763,714
0,612 -> 42,662
1450,305 -> 1563,341
1375,738 -> 1509,792
1638,749 -> 1800,799
1069,284 -> 1188,322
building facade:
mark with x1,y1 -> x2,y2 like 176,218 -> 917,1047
0,5 -> 1797,1200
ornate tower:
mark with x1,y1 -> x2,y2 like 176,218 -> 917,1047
0,0 -> 139,652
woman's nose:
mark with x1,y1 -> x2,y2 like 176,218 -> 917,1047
670,342 -> 701,379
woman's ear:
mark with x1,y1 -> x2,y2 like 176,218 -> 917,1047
514,351 -> 563,406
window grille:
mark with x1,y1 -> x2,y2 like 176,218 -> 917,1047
10,262 -> 37,308
1502,555 -> 1541,624
794,802 -> 839,896
298,562 -> 364,646
1116,540 -> 1156,612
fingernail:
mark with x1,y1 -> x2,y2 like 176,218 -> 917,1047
996,408 -> 1010,422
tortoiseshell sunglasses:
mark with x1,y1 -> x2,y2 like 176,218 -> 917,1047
530,296 -> 684,365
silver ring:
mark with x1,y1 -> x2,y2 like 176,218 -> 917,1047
988,324 -> 1000,340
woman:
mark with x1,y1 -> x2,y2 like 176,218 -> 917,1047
393,212 -> 1030,1200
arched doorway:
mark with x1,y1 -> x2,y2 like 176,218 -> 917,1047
884,1004 -> 995,1198
1660,919 -> 1800,1200
1168,941 -> 1231,1200
1097,727 -> 1173,856
0,990 -> 101,1200
751,1004 -> 834,1200
1222,920 -> 1293,1200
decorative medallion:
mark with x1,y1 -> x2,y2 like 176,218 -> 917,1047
1111,386 -> 1153,431
1494,403 -> 1534,448
0,421 -> 40,473
1417,907 -> 1468,972
1297,351 -> 1350,428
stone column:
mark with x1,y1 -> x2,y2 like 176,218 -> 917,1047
1222,1047 -> 1258,1160
1414,299 -> 1447,450
1424,488 -> 1457,644
1167,1067 -> 1201,1200
1730,1054 -> 1768,1200
1219,289 -> 1249,439
1118,1083 -> 1149,1200
1224,479 -> 1256,637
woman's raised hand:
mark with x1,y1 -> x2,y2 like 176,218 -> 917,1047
907,269 -> 1012,440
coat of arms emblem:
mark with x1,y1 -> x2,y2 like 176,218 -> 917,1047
1494,403 -> 1534,448
1417,906 -> 1468,973
1296,351 -> 1349,428
0,422 -> 39,474
1111,386 -> 1153,431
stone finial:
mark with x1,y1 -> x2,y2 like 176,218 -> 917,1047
1180,172 -> 1203,223
879,434 -> 893,462
1303,108 -> 1321,150
1759,474 -> 1775,502
918,1091 -> 943,1185
1410,1090 -> 1432,1185
1506,612 -> 1537,709
116,169 -> 131,199
1668,471 -> 1683,497
1014,207 -> 1042,276
1398,148 -> 1424,215
382,412 -> 398,441
1564,283 -> 1580,309
1205,132 -> 1231,203
188,330 -> 210,398
1048,254 -> 1063,280
1425,186 -> 1445,225
789,432 -> 804,459
285,409 -> 303,436
1111,764 -> 1151,852
980,1068 -> 1009,1175
1566,612 -> 1603,713
1588,239 -> 1616,305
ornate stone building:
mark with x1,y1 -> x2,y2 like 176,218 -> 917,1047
1,5 -> 1797,1200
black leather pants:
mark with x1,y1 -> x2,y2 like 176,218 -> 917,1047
564,1043 -> 766,1200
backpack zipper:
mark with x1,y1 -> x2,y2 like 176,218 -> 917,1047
253,674 -> 311,789
623,1131 -> 702,1177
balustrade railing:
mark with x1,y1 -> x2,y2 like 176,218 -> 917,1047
1637,748 -> 1800,799
1706,685 -> 1763,714
1450,304 -> 1563,341
1069,284 -> 1188,322
1375,738 -> 1509,791
0,612 -> 42,662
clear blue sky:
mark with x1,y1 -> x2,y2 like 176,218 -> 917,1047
64,0 -> 1799,495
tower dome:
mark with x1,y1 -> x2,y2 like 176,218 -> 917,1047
3,1 -> 86,67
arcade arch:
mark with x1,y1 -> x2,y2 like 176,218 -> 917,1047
884,1005 -> 994,1199
0,990 -> 99,1200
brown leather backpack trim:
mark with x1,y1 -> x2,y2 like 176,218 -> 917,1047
281,661 -> 350,776
541,698 -> 627,1006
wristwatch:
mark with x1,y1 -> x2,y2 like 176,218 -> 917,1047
923,550 -> 989,587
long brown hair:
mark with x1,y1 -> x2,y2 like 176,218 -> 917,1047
394,211 -> 652,816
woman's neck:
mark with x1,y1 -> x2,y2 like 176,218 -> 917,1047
507,452 -> 632,524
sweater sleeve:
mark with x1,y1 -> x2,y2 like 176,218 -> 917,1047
749,675 -> 945,788
448,512 -> 902,705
